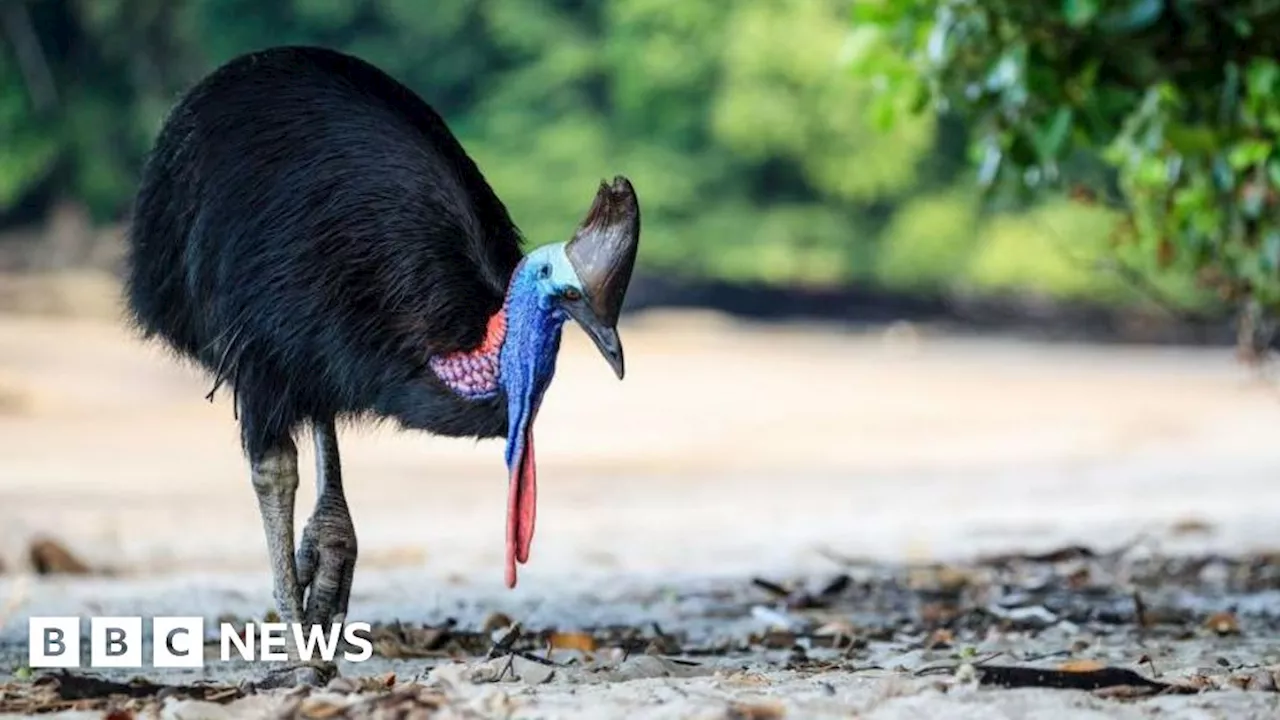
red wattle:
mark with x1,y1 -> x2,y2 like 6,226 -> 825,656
504,426 -> 537,588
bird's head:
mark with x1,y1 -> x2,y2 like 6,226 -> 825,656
499,176 -> 640,587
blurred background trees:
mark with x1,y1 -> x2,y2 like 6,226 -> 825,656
2,0 -> 1274,335
853,0 -> 1280,346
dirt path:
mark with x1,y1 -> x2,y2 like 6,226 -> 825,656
3,310 -> 1280,717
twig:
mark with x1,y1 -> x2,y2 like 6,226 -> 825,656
495,653 -> 516,682
513,651 -> 559,667
1138,653 -> 1159,678
1133,590 -> 1149,632
485,623 -> 522,660
750,578 -> 790,598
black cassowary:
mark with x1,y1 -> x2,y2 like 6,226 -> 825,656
124,46 -> 639,672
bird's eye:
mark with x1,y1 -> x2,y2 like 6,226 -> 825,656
539,264 -> 551,279
562,287 -> 582,301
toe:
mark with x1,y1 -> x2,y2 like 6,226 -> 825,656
296,530 -> 318,592
302,543 -> 357,626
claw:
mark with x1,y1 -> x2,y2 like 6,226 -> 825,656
296,531 -> 318,596
296,513 -> 358,627
295,419 -> 359,628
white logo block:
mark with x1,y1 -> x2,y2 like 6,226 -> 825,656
258,622 -> 289,661
152,617 -> 205,668
29,617 -> 81,668
90,617 -> 143,668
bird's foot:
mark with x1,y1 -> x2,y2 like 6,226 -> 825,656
296,504 -> 359,627
241,660 -> 338,692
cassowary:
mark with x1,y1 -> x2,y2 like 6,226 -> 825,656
123,46 -> 639,677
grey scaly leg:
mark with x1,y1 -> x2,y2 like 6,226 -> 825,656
297,417 -> 358,628
250,438 -> 305,623
246,437 -> 333,689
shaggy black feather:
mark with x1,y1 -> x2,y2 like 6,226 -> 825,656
123,46 -> 525,458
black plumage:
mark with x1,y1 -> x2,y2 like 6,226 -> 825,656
125,45 -> 520,458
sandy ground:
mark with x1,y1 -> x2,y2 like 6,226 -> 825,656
3,308 -> 1280,717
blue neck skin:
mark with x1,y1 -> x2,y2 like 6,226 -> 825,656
499,244 -> 577,466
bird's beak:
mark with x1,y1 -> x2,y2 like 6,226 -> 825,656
563,299 -> 624,379
564,176 -> 639,381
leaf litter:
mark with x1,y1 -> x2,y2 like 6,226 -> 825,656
7,533 -> 1280,716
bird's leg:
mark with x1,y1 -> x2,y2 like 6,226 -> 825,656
247,436 -> 333,689
250,437 -> 305,623
296,417 -> 358,629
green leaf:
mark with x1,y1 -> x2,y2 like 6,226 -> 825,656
1265,231 -> 1280,273
1228,138 -> 1272,170
1098,0 -> 1164,33
1063,0 -> 1099,28
1008,131 -> 1039,169
1034,106 -> 1074,160
1213,154 -> 1237,191
909,79 -> 932,113
842,25 -> 884,68
1246,59 -> 1280,98
850,0 -> 898,25
1164,124 -> 1218,154
871,95 -> 897,131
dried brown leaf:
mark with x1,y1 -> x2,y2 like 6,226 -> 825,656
1058,659 -> 1105,673
482,612 -> 514,633
1169,517 -> 1214,536
547,631 -> 596,653
1064,566 -> 1091,589
1205,611 -> 1241,636
758,630 -> 796,649
298,698 -> 347,719
727,700 -> 786,719
1092,684 -> 1161,699
925,629 -> 954,649
360,687 -> 449,717
28,538 -> 91,575
919,602 -> 958,625
1181,674 -> 1217,691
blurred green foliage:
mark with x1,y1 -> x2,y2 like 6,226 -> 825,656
850,0 -> 1280,323
0,0 -> 1244,313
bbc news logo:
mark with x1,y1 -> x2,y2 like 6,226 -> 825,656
28,617 -> 373,668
